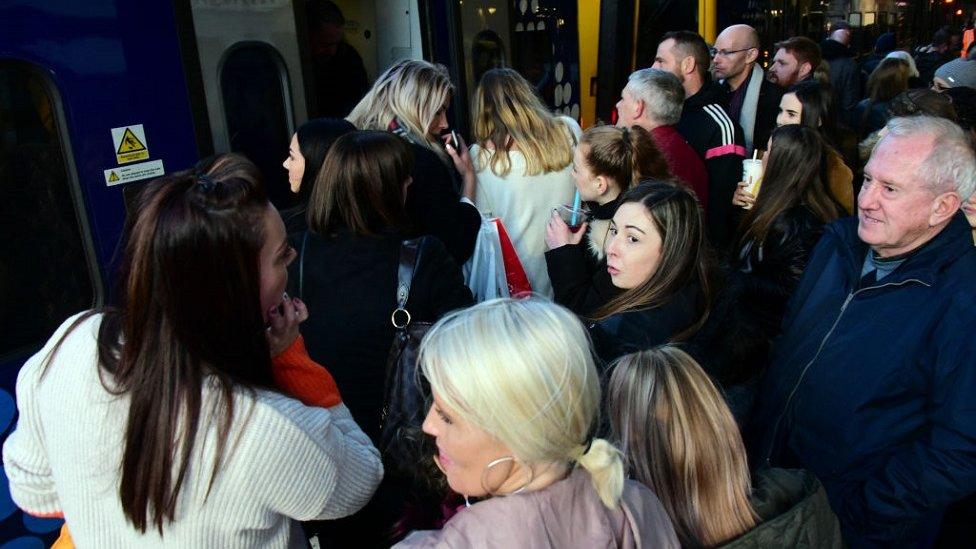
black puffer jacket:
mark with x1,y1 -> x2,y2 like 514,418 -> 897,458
691,205 -> 826,389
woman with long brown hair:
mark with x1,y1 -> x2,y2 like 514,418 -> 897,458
289,130 -> 472,546
3,156 -> 382,546
697,125 -> 843,407
585,179 -> 712,363
544,125 -> 672,316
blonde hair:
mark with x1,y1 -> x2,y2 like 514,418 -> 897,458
419,298 -> 625,508
347,59 -> 454,153
471,68 -> 575,177
608,347 -> 757,547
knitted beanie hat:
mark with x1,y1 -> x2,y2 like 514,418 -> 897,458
934,59 -> 976,89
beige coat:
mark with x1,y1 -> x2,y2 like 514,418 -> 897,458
395,467 -> 679,548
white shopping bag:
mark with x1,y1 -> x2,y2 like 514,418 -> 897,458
463,215 -> 510,301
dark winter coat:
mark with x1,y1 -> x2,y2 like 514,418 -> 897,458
288,228 -> 473,442
749,212 -> 976,548
545,198 -> 623,316
851,98 -> 891,139
691,205 -> 826,389
589,282 -> 702,364
820,39 -> 860,122
720,469 -> 843,548
677,81 -> 747,255
404,142 -> 482,264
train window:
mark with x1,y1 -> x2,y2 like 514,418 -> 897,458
219,43 -> 295,208
457,2 -> 513,103
0,62 -> 98,361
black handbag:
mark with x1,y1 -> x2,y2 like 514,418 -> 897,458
381,237 -> 435,472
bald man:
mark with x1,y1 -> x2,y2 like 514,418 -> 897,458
712,24 -> 783,154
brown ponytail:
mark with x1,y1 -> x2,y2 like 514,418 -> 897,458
581,125 -> 671,194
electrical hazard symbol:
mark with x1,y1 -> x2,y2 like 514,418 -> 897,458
111,124 -> 150,164
108,171 -> 120,183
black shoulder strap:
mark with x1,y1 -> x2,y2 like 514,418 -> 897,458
396,237 -> 426,311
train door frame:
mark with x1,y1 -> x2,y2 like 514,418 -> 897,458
0,59 -> 104,367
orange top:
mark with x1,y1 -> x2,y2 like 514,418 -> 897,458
272,335 -> 343,408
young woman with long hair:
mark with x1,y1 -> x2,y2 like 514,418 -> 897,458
700,125 -> 843,404
347,59 -> 481,263
608,346 -> 843,547
469,68 -> 581,297
395,298 -> 678,548
586,180 -> 712,363
544,125 -> 672,316
775,80 -> 855,213
291,130 -> 472,546
3,155 -> 382,546
280,117 -> 355,234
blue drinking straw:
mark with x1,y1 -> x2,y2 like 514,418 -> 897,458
570,189 -> 581,226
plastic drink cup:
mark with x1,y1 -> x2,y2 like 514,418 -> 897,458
741,158 -> 763,209
556,204 -> 589,232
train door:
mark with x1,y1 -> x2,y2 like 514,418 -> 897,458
183,0 -> 424,208
187,0 -> 309,208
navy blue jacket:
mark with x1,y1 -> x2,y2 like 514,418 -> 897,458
749,212 -> 976,547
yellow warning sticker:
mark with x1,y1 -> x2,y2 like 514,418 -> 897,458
111,124 -> 150,164
108,171 -> 120,183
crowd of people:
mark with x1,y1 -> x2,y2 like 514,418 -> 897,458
4,19 -> 976,549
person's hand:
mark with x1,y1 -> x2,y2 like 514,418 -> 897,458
732,181 -> 756,209
546,210 -> 586,250
443,132 -> 477,198
266,293 -> 308,357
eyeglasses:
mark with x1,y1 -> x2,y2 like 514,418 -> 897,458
710,46 -> 756,58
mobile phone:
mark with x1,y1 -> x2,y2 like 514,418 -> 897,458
443,130 -> 459,150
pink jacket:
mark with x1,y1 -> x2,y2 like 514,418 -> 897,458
395,467 -> 679,548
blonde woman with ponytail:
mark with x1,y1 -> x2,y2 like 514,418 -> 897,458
395,298 -> 678,548
470,68 -> 581,297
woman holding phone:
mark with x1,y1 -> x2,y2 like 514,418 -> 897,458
348,59 -> 481,264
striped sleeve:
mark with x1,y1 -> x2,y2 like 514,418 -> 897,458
703,104 -> 746,159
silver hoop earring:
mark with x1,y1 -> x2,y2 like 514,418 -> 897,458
480,456 -> 534,497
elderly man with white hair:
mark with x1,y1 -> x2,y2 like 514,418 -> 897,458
615,68 -> 708,209
750,115 -> 976,548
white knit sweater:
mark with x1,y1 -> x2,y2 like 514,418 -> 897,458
2,313 -> 383,548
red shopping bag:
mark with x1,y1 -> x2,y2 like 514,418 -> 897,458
491,218 -> 532,298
